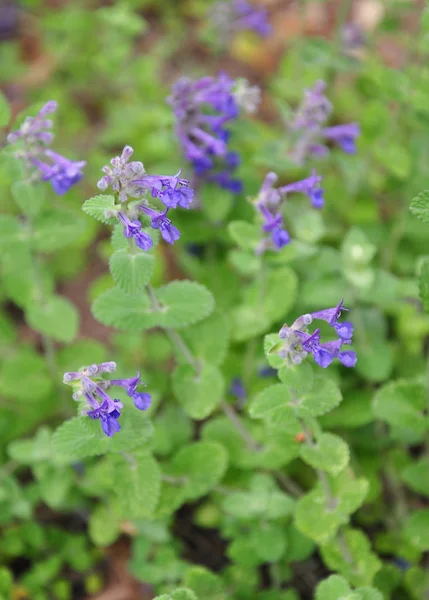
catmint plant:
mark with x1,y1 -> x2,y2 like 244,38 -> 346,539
7,101 -> 86,194
289,80 -> 360,164
209,0 -> 272,43
168,73 -> 260,193
63,361 -> 151,436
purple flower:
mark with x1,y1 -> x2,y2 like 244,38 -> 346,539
32,150 -> 86,195
140,205 -> 181,245
109,372 -> 152,411
278,169 -> 324,209
229,377 -> 247,400
277,304 -> 357,369
259,205 -> 290,249
322,123 -> 360,154
210,0 -> 272,42
97,145 -> 145,202
87,400 -> 122,437
7,100 -> 86,195
288,80 -> 360,164
133,171 -> 194,210
63,361 -> 152,437
168,74 -> 257,193
118,212 -> 153,251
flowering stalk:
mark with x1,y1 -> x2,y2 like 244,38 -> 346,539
209,0 -> 272,45
168,74 -> 260,193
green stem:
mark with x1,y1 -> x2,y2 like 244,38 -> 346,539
221,401 -> 261,452
146,284 -> 200,372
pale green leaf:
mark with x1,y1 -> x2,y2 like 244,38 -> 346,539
300,433 -> 350,475
419,259 -> 429,312
89,503 -> 121,547
0,92 -> 11,127
113,452 -> 161,518
7,427 -> 52,464
315,575 -> 351,600
410,190 -> 429,223
373,379 -> 428,438
32,209 -> 85,252
109,248 -> 155,295
82,194 -> 119,224
26,295 -> 79,343
228,220 -> 261,251
153,589 -> 197,600
404,510 -> 429,551
11,180 -> 45,217
172,363 -> 224,420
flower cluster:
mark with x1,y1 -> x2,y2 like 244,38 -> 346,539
209,0 -> 272,43
168,73 -> 260,193
254,169 -> 325,253
277,300 -> 357,369
97,146 -> 194,248
63,361 -> 151,437
7,101 -> 86,195
289,80 -> 360,164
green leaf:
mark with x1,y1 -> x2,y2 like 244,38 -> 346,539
89,504 -> 121,547
231,305 -> 271,342
92,281 -> 214,331
321,529 -> 382,587
7,427 -> 52,464
228,220 -> 261,250
402,457 -> 429,496
244,267 -> 298,324
0,92 -> 11,127
222,474 -> 294,520
184,566 -> 224,600
153,589 -> 197,600
172,363 -> 224,420
0,215 -> 25,252
0,348 -> 53,402
410,190 -> 429,223
109,248 -> 155,295
166,441 -> 228,501
278,362 -> 314,395
252,523 -> 287,562
341,227 -> 377,266
52,409 -> 153,463
298,377 -> 343,417
11,181 -> 45,217
300,433 -> 350,475
82,194 -> 119,224
263,333 -> 285,369
419,258 -> 429,312
373,379 -> 428,438
315,575 -> 351,600
404,510 -> 429,551
26,295 -> 79,343
182,313 -> 230,366
31,208 -> 85,252
112,452 -> 161,518
250,383 -> 291,420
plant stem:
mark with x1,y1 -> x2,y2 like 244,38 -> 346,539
221,401 -> 260,451
146,284 -> 200,372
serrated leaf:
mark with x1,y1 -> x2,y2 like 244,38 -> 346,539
166,441 -> 228,501
250,383 -> 291,419
263,333 -> 284,369
402,458 -> 429,496
82,194 -> 119,224
113,452 -> 161,518
373,379 -> 428,438
172,363 -> 224,420
410,190 -> 429,223
26,295 -> 79,343
109,248 -> 155,295
321,529 -> 381,587
184,566 -> 224,600
52,409 -> 153,463
300,433 -> 349,475
299,377 -> 343,417
404,509 -> 429,551
278,362 -> 314,395
92,281 -> 214,331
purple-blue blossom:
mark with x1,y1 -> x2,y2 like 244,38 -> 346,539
288,80 -> 360,164
167,74 -> 260,193
210,0 -> 272,42
229,377 -> 247,400
63,362 -> 152,437
277,300 -> 357,369
97,145 -> 193,248
7,101 -> 86,195
253,169 -> 324,253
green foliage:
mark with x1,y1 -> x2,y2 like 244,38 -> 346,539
26,295 -> 79,342
172,363 -> 224,419
109,248 -> 155,295
410,190 -> 429,223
